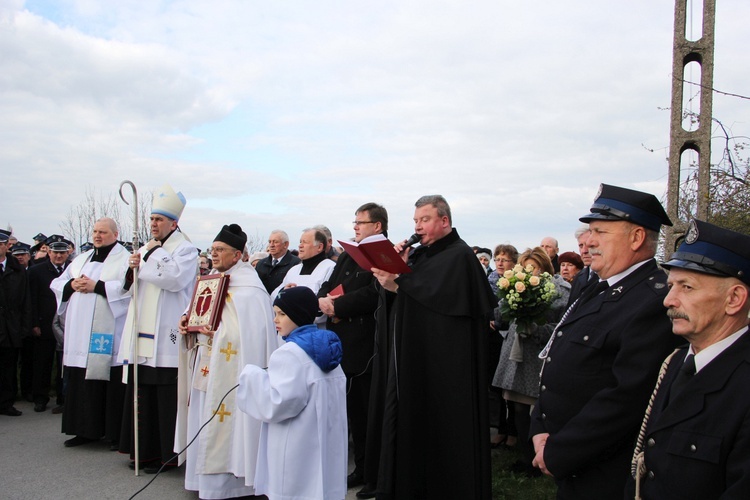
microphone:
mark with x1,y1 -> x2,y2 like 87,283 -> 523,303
403,233 -> 421,248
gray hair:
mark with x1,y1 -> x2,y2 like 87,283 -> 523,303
415,195 -> 452,225
574,224 -> 590,240
269,230 -> 290,244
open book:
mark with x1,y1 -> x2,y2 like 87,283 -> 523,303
337,234 -> 412,274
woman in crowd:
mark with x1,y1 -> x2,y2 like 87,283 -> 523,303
492,247 -> 570,476
487,244 -> 519,449
558,251 -> 583,283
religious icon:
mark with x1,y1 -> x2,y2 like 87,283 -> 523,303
187,273 -> 230,333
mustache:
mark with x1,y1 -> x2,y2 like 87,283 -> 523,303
589,248 -> 602,257
667,309 -> 689,321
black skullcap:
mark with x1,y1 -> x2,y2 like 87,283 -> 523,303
579,184 -> 672,231
273,287 -> 319,328
213,224 -> 247,252
662,219 -> 750,286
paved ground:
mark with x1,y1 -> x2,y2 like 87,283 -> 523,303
0,398 -> 361,500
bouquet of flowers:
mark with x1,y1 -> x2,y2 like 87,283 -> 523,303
496,263 -> 558,335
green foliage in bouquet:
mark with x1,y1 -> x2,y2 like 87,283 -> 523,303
496,263 -> 558,330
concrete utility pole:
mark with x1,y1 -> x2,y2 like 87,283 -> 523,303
665,0 -> 716,254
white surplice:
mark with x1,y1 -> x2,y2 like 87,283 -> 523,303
176,261 -> 279,499
237,342 -> 348,500
50,244 -> 131,368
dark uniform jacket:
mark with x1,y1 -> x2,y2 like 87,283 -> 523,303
0,256 -> 31,348
530,259 -> 679,499
317,252 -> 378,375
628,328 -> 750,500
255,251 -> 301,294
28,261 -> 63,339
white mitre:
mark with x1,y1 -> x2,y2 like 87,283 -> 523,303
152,183 -> 187,221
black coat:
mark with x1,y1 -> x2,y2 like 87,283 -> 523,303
255,251 -> 301,294
317,252 -> 378,374
28,261 -> 63,339
567,266 -> 594,306
627,329 -> 750,500
377,229 -> 496,499
0,256 -> 31,348
530,259 -> 680,499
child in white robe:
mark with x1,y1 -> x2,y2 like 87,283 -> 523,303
236,286 -> 347,500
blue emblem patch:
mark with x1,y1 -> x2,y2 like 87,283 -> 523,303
89,332 -> 114,355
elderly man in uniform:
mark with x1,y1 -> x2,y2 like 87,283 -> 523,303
628,219 -> 750,499
530,184 -> 680,499
50,220 -> 131,446
28,237 -> 70,412
118,183 -> 198,473
176,223 -> 277,499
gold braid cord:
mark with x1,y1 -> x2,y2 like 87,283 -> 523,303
630,349 -> 681,500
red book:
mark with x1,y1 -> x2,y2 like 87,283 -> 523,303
337,234 -> 412,275
186,273 -> 231,333
328,284 -> 345,297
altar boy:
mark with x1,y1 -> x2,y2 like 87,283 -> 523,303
236,286 -> 347,500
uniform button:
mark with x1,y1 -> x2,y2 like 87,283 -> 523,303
546,357 -> 552,363
542,413 -> 547,420
648,471 -> 655,480
557,331 -> 563,337
541,385 -> 546,392
647,438 -> 655,447
583,335 -> 589,341
690,444 -> 697,452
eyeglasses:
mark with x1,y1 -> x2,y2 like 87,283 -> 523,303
352,221 -> 376,226
209,246 -> 233,254
495,258 -> 515,264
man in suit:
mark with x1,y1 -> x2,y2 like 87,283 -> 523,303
628,219 -> 750,499
530,184 -> 680,499
256,230 -> 301,294
317,202 -> 387,495
567,225 -> 593,305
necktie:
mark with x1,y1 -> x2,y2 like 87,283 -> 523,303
668,354 -> 696,403
579,279 -> 609,306
0,263 -> 4,274
272,258 -> 279,267
57,266 -> 63,275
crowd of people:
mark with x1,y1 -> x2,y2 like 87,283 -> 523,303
1,183 -> 749,500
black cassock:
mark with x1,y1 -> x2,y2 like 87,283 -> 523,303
372,229 -> 495,499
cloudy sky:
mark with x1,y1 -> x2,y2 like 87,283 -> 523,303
2,0 -> 748,255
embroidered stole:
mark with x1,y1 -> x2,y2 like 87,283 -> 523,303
121,231 -> 187,367
67,246 -> 127,381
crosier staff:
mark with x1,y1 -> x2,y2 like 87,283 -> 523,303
119,180 -> 141,476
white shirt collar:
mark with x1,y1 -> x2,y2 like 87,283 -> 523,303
600,258 -> 651,287
689,326 -> 749,373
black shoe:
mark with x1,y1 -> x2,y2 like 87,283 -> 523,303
128,459 -> 158,470
144,463 -> 176,474
34,403 -> 47,412
64,436 -> 95,447
0,407 -> 22,416
348,470 -> 365,488
51,405 -> 64,414
356,484 -> 377,499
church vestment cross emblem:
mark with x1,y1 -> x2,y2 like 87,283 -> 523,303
220,342 -> 237,361
214,403 -> 231,422
201,365 -> 209,377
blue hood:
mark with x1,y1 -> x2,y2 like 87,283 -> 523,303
283,324 -> 343,372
